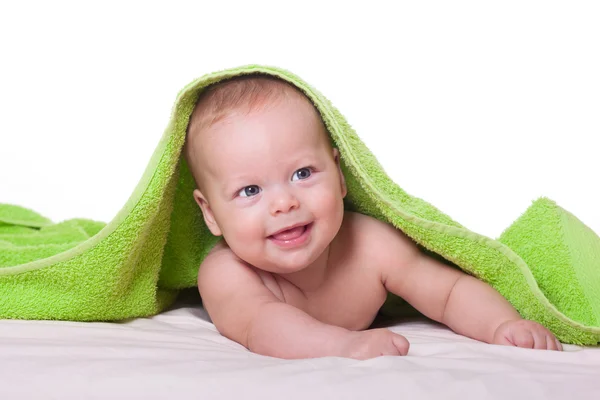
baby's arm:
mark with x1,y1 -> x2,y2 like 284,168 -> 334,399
199,243 -> 408,359
378,223 -> 562,350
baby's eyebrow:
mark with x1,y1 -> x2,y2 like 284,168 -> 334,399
287,152 -> 319,165
221,174 -> 256,193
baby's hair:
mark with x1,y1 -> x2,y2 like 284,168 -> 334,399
186,74 -> 306,141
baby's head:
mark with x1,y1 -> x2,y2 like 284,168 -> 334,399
184,75 -> 347,273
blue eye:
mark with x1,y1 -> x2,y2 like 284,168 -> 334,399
292,167 -> 312,181
238,185 -> 261,198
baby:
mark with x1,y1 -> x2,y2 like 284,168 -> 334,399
184,74 -> 562,359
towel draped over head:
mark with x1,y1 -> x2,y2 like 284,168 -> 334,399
1,65 -> 598,346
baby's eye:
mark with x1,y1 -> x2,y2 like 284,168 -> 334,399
238,185 -> 261,198
291,167 -> 312,181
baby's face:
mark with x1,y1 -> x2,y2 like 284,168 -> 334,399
191,95 -> 347,273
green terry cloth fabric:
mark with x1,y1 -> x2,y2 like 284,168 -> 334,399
1,65 -> 599,345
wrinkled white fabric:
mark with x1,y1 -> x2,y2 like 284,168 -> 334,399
1,300 -> 598,400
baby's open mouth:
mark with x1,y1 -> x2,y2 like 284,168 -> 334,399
269,223 -> 311,241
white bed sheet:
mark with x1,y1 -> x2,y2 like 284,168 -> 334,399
1,298 -> 599,400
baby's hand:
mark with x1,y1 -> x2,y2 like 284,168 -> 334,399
492,319 -> 563,351
338,328 -> 410,359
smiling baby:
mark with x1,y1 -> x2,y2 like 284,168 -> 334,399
183,75 -> 562,359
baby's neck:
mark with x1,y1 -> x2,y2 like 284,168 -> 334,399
278,244 -> 332,294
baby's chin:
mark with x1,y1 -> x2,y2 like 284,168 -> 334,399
253,255 -> 315,274
268,246 -> 327,274
246,245 -> 327,275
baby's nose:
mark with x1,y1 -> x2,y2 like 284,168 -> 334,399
270,188 -> 299,215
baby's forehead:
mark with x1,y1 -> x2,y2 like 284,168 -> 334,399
185,75 -> 332,179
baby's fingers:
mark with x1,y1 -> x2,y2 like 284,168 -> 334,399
528,324 -> 563,351
513,331 -> 535,348
545,335 -> 563,351
555,338 -> 563,351
493,320 -> 564,351
530,329 -> 563,351
391,333 -> 410,356
531,330 -> 551,350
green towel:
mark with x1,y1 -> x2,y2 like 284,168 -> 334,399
1,65 -> 598,346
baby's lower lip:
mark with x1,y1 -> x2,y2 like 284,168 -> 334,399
268,223 -> 312,248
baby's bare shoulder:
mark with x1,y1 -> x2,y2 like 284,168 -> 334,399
338,211 -> 419,266
198,240 -> 273,298
340,211 -> 412,243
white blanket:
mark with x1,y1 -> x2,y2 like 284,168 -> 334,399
1,297 -> 599,400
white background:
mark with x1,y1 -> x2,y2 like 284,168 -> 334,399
0,0 -> 598,238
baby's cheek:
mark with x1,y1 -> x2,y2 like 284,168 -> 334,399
221,212 -> 265,264
227,211 -> 261,240
312,188 -> 344,219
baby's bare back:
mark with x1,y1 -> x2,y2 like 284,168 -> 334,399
254,212 -> 390,331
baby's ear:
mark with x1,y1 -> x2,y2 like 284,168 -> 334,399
193,189 -> 223,236
333,148 -> 347,198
